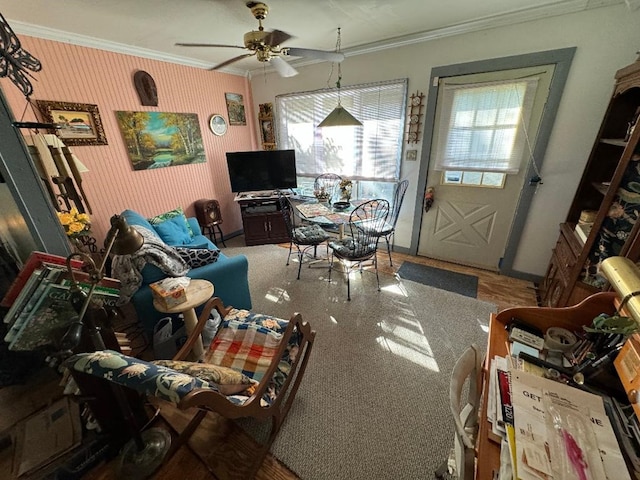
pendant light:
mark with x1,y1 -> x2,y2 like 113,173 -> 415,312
317,28 -> 362,128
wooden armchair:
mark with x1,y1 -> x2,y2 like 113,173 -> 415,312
66,297 -> 316,479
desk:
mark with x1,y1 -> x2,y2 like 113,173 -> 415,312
477,291 -> 619,479
152,279 -> 214,361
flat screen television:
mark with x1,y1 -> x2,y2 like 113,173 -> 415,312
226,149 -> 297,193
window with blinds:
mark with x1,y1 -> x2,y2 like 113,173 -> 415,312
433,77 -> 539,181
275,79 -> 407,186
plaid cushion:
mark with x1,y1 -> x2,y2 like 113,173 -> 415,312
207,309 -> 288,381
207,309 -> 300,406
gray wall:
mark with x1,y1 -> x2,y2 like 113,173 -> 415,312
250,4 -> 640,277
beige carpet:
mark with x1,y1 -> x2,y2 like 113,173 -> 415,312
224,244 -> 496,479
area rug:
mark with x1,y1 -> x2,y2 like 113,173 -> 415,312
397,261 -> 479,298
223,244 -> 496,480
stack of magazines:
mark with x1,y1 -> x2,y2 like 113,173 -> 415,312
1,251 -> 120,351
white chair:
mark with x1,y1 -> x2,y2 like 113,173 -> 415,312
436,344 -> 482,480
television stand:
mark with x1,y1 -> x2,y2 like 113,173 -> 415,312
234,190 -> 293,201
234,195 -> 290,246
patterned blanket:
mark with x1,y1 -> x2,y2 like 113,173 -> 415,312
111,225 -> 188,303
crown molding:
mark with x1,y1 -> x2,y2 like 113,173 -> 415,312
10,21 -> 249,77
340,0 -> 621,58
254,0 -> 623,74
11,0 -> 624,77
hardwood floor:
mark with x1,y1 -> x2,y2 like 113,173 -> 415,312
1,243 -> 539,480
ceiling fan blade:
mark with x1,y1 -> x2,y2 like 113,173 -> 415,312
286,47 -> 345,63
176,42 -> 246,49
263,29 -> 292,46
210,53 -> 256,71
271,56 -> 298,78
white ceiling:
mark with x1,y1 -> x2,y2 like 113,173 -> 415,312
2,0 -> 632,77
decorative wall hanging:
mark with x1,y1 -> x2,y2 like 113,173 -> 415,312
133,70 -> 158,106
209,114 -> 228,136
25,134 -> 92,214
258,102 -> 276,150
225,93 -> 246,126
0,12 -> 42,98
406,91 -> 424,144
115,111 -> 205,171
36,100 -> 108,146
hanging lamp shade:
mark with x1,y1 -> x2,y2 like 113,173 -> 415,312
317,27 -> 362,128
318,104 -> 362,127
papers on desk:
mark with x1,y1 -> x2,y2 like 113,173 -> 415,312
488,357 -> 629,479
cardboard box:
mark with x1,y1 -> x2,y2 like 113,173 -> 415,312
150,277 -> 188,309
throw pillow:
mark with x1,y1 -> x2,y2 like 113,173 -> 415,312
149,207 -> 194,237
154,216 -> 192,245
152,360 -> 255,395
174,247 -> 220,268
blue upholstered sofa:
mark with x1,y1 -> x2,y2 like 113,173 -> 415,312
119,209 -> 252,335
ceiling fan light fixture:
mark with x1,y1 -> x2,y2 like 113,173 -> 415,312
318,104 -> 362,127
177,2 -> 340,77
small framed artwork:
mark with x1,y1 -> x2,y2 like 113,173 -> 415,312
258,102 -> 276,149
259,102 -> 273,119
225,92 -> 246,126
36,100 -> 108,146
260,119 -> 275,144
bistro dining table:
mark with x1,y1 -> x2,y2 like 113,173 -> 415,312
291,198 -> 362,239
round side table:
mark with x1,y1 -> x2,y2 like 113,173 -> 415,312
152,279 -> 214,361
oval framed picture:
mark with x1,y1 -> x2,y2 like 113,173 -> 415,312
209,114 -> 228,136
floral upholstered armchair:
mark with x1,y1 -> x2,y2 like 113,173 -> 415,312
65,298 -> 315,478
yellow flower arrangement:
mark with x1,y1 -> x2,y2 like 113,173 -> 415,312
57,207 -> 91,238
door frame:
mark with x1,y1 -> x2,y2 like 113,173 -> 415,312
409,47 -> 576,280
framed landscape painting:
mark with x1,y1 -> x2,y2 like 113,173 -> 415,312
115,111 -> 206,170
36,100 -> 107,146
225,92 -> 246,126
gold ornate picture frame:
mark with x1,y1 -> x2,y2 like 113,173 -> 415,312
36,100 -> 108,146
258,102 -> 276,150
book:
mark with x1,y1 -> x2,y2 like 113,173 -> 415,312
3,260 -> 74,326
64,269 -> 121,291
4,266 -> 65,344
3,268 -> 45,325
9,282 -> 119,351
1,251 -> 83,308
497,369 -> 517,475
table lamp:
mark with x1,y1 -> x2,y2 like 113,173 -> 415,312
63,214 -> 144,351
63,214 -> 172,478
600,256 -> 640,323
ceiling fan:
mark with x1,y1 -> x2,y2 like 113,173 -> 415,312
175,1 -> 344,77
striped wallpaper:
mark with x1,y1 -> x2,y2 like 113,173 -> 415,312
0,35 -> 257,242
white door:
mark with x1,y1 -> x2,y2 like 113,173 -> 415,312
418,65 -> 554,271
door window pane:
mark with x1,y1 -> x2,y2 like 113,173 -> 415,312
441,171 -> 505,188
434,77 -> 539,174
